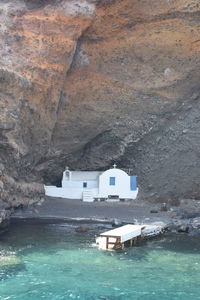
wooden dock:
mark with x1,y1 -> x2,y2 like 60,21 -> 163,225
96,224 -> 165,250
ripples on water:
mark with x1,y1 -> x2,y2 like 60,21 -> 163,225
0,219 -> 200,300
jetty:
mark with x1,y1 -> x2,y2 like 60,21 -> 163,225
96,224 -> 165,250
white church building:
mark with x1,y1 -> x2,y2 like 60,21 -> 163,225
44,165 -> 138,202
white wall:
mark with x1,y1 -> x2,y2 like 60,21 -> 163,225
62,171 -> 101,187
98,168 -> 138,199
44,185 -> 99,200
62,171 -> 100,189
62,180 -> 98,189
70,171 -> 102,181
128,189 -> 139,199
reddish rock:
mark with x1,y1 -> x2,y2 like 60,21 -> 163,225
0,0 -> 200,218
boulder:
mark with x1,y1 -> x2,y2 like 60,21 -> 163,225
150,210 -> 158,213
75,226 -> 89,233
177,225 -> 190,233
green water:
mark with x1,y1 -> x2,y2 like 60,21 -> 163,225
0,220 -> 200,300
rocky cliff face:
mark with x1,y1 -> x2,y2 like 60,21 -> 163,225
0,0 -> 200,220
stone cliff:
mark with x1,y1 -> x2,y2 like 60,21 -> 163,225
0,0 -> 200,223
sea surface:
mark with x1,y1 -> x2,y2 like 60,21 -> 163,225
0,219 -> 200,300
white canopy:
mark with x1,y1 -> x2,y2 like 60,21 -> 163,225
100,224 -> 144,243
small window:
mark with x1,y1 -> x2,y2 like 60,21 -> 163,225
109,177 -> 116,186
83,182 -> 87,188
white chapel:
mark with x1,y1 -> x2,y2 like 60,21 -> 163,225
44,165 -> 138,202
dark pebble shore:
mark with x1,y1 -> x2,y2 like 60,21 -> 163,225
7,197 -> 200,235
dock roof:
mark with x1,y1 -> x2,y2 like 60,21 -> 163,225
100,224 -> 144,243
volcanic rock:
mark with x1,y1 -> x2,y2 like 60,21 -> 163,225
75,226 -> 89,233
0,0 -> 200,227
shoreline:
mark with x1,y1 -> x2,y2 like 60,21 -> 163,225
11,216 -> 114,225
9,196 -> 200,235
12,196 -> 172,224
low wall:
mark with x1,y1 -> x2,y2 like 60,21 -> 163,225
44,186 -> 99,200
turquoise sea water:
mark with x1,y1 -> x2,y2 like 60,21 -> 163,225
0,220 -> 200,300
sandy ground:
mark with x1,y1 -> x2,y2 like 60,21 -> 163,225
12,196 -> 175,224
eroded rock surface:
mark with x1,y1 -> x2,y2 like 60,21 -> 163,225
0,0 -> 200,220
